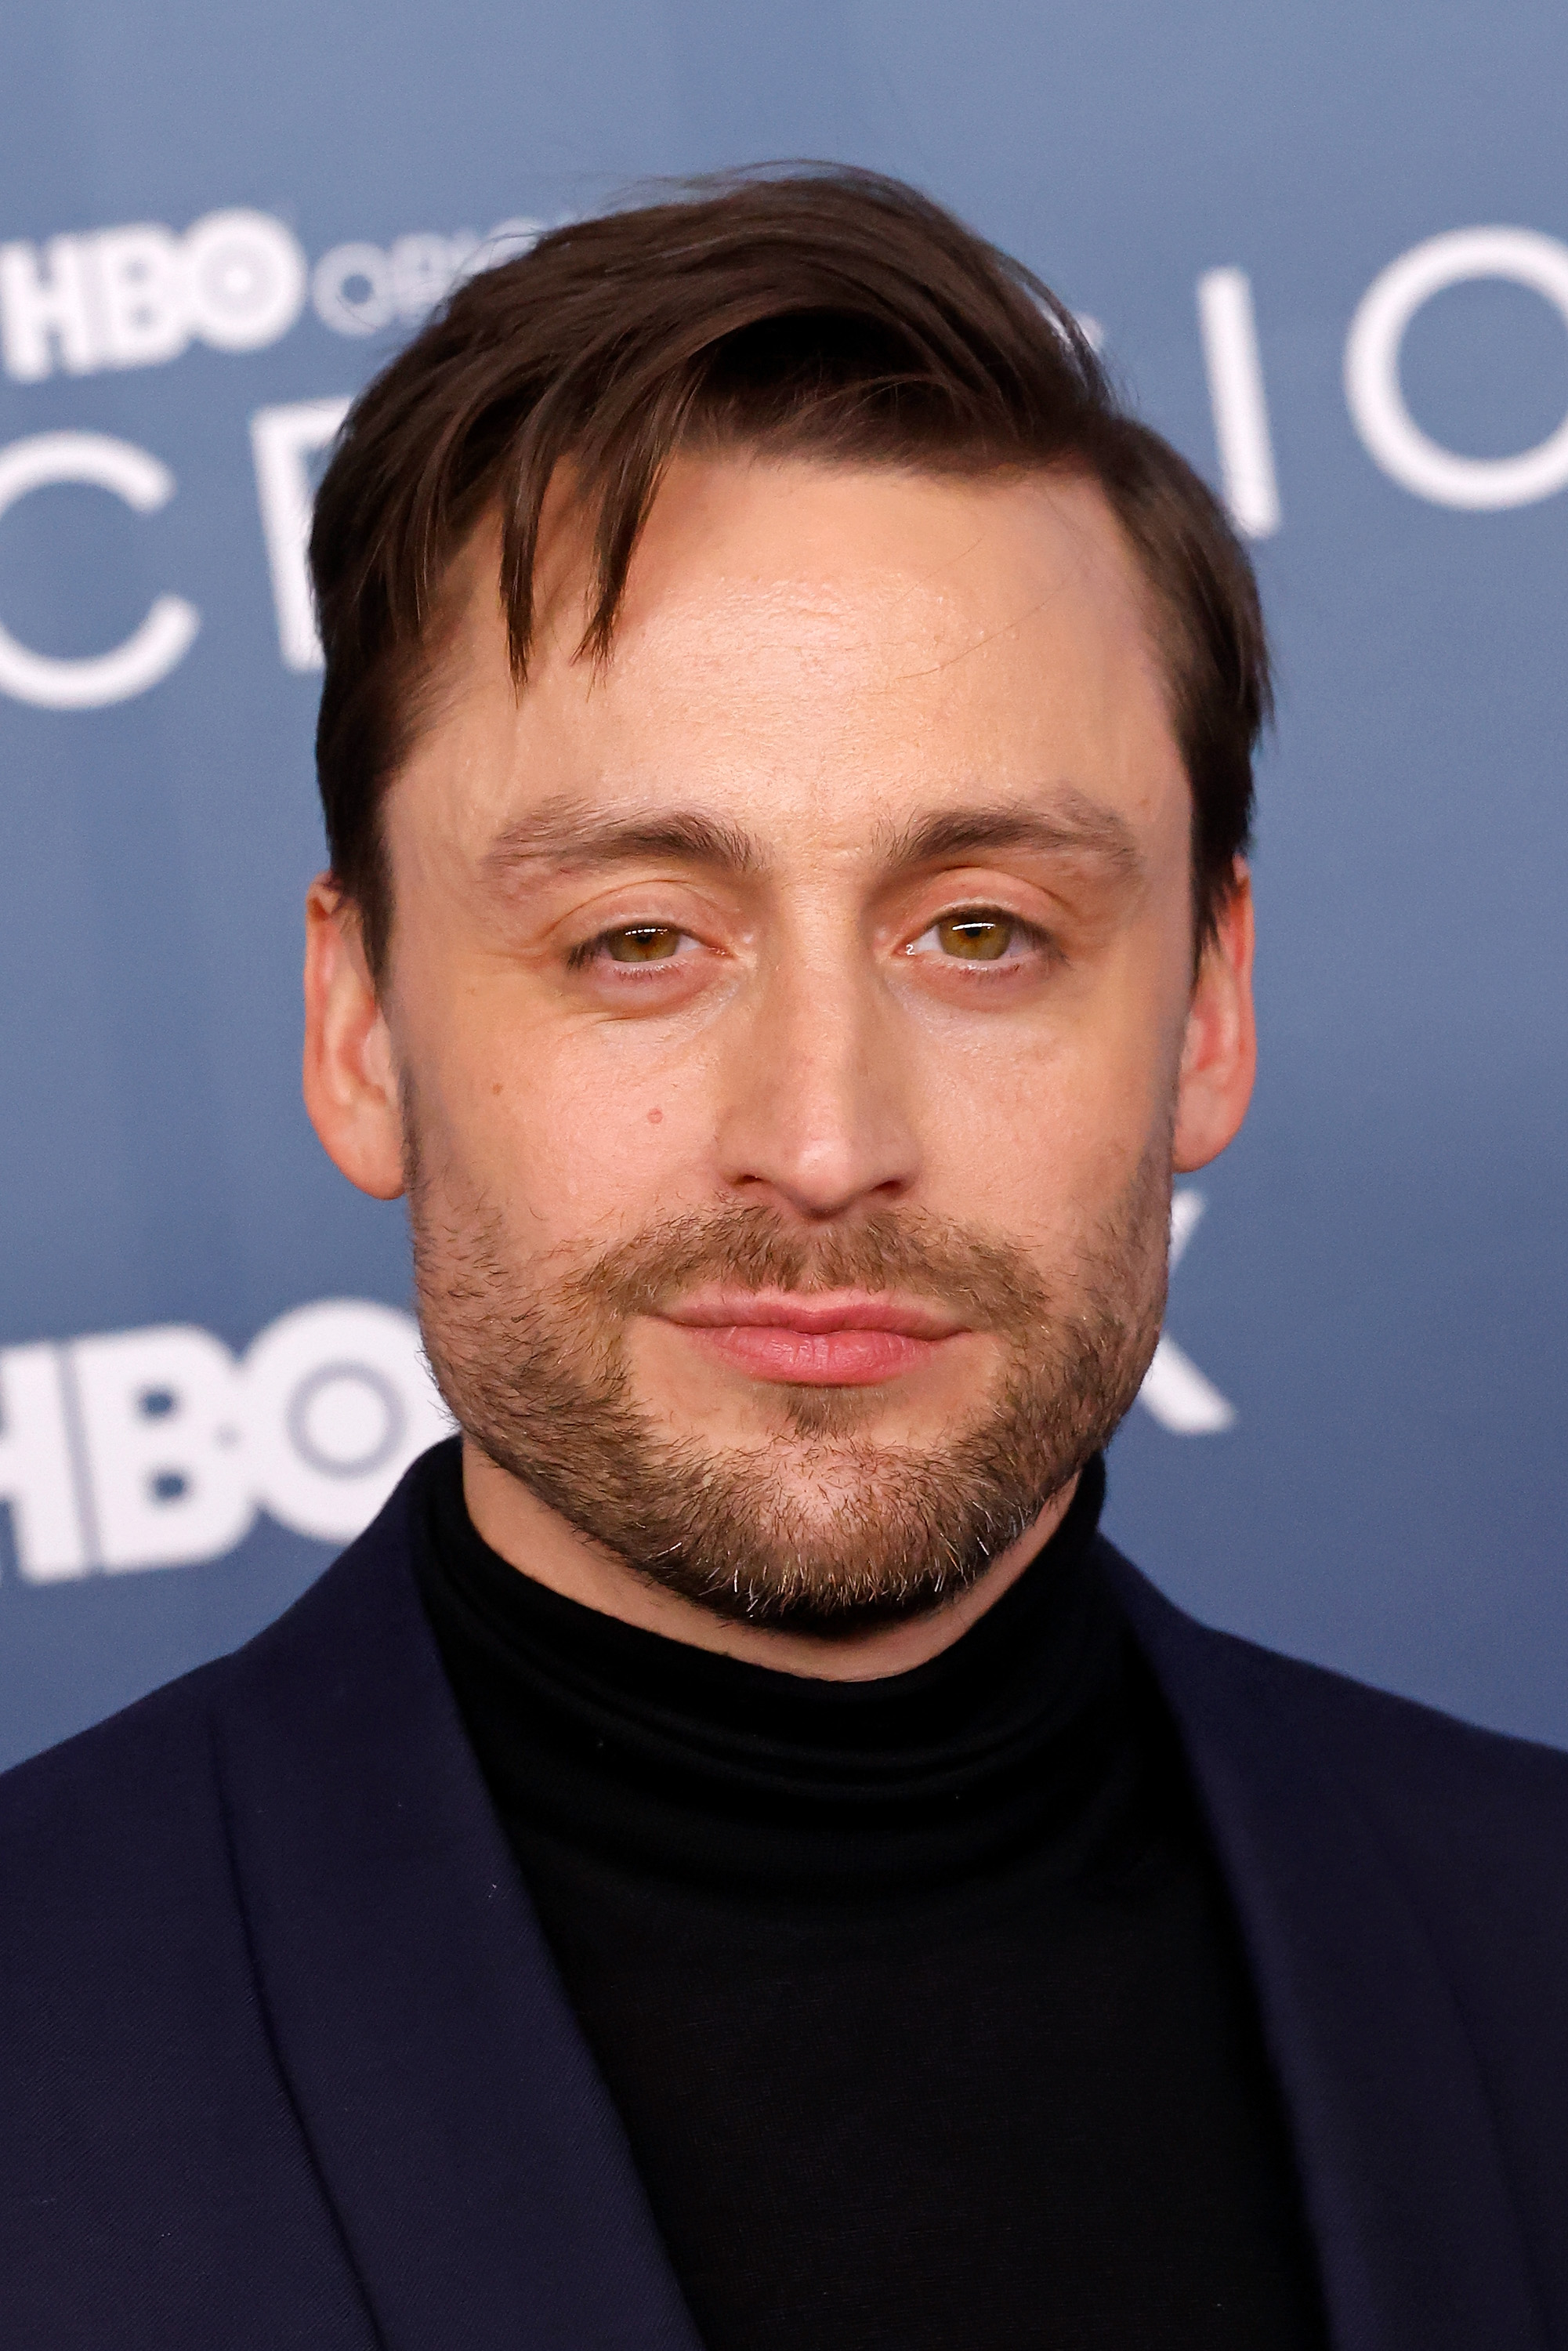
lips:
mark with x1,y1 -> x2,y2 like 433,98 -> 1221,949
658,1289 -> 969,1386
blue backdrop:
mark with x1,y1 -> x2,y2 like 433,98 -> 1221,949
1,0 -> 1563,1770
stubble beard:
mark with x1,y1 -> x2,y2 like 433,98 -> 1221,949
407,1132 -> 1171,1634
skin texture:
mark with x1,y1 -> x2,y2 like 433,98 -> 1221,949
303,455 -> 1255,1679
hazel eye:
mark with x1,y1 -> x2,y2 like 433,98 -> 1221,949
934,911 -> 1016,961
603,925 -> 684,963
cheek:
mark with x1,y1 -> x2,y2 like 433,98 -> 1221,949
911,966 -> 1182,1244
432,1011 -> 718,1252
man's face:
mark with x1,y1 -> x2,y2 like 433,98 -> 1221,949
310,456 -> 1253,1628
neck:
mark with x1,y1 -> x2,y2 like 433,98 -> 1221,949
459,1436 -> 1079,1683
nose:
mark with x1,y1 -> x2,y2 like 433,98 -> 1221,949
713,941 -> 921,1223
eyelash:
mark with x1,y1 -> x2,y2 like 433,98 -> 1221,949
904,909 -> 1056,967
565,925 -> 698,972
567,908 -> 1056,976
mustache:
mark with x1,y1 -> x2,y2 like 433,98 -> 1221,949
562,1202 -> 1052,1339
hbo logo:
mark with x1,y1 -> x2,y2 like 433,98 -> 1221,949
0,209 -> 306,382
0,1299 -> 452,1580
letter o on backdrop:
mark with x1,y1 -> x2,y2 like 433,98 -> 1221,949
312,241 -> 396,335
244,1298 -> 454,1541
183,209 -> 306,352
1345,226 -> 1568,508
0,432 -> 200,708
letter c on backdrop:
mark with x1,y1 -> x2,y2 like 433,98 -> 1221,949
1346,226 -> 1568,509
0,430 -> 200,708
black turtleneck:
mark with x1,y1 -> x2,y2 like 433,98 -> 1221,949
414,1440 -> 1327,2351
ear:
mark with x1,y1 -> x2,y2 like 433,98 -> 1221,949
1173,860 -> 1256,1173
302,875 -> 407,1201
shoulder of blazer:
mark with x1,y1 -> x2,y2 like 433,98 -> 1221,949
0,1451 -> 418,1867
0,1495 -> 407,2346
1104,1536 -> 1568,1904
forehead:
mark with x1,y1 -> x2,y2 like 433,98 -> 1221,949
391,455 -> 1188,864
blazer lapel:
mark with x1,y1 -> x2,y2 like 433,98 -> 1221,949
1106,1547 -> 1546,2351
214,1475 -> 704,2351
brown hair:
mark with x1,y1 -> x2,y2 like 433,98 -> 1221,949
310,166 -> 1269,975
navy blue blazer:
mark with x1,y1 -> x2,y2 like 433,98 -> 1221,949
2,1457 -> 1566,2351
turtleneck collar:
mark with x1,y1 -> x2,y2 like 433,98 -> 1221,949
415,1441 -> 1139,1900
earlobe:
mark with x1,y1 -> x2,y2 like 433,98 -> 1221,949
301,875 -> 407,1201
1172,862 -> 1257,1174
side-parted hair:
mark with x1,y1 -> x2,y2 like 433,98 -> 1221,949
310,166 -> 1269,976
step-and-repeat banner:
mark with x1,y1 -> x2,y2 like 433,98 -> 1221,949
1,2 -> 1564,1767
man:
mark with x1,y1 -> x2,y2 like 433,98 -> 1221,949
2,169 -> 1564,2351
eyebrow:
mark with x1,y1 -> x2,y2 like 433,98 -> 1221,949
873,794 -> 1143,879
482,787 -> 1141,886
483,797 -> 759,881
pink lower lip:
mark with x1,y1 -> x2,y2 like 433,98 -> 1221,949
680,1323 -> 947,1383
